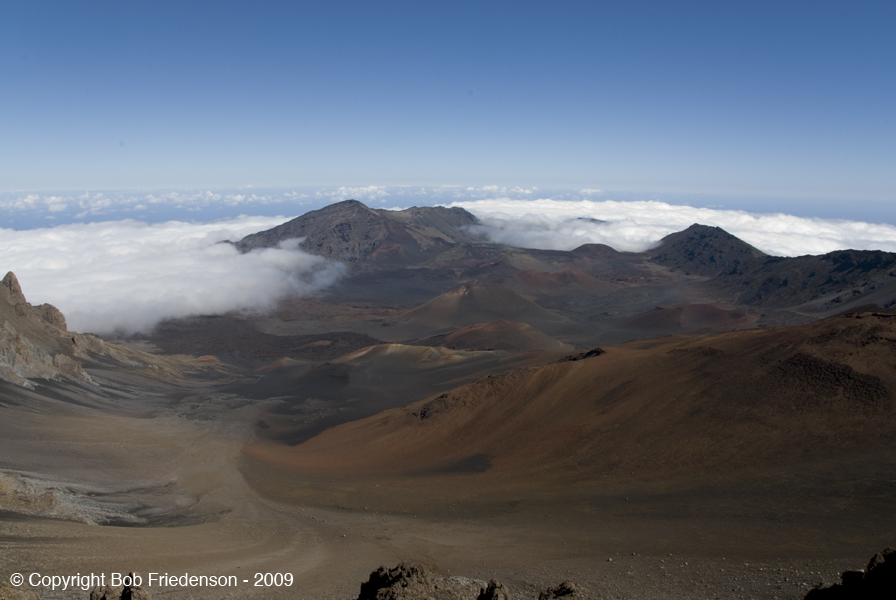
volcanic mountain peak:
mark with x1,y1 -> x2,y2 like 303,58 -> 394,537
651,223 -> 766,277
234,199 -> 480,265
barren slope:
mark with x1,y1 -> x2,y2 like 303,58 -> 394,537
396,283 -> 574,336
246,310 -> 896,483
418,320 -> 574,354
623,302 -> 758,335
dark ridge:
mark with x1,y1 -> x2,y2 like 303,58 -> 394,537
650,223 -> 766,277
570,242 -> 620,257
768,352 -> 889,409
555,347 -> 605,363
233,199 -> 480,265
708,248 -> 896,308
148,315 -> 382,364
804,547 -> 895,599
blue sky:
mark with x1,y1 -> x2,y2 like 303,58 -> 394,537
1,1 -> 894,216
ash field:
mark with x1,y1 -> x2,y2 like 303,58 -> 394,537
1,200 -> 894,599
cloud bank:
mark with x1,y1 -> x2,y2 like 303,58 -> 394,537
450,198 -> 896,256
0,216 -> 345,335
2,194 -> 894,337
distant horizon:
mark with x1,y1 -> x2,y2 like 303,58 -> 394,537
2,2 -> 893,211
3,187 -> 896,335
1,185 -> 894,231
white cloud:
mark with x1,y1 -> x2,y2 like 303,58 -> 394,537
318,186 -> 391,201
0,216 -> 346,335
462,185 -> 536,196
449,198 -> 896,256
0,190 -> 315,219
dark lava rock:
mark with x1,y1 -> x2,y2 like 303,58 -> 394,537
90,572 -> 149,600
477,580 -> 511,600
357,562 -> 432,600
538,581 -> 590,600
804,547 -> 895,599
555,348 -> 604,363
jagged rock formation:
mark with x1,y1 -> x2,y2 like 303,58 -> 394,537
804,548 -> 895,599
0,271 -> 135,388
234,199 -> 481,265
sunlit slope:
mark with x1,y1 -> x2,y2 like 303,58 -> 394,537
397,283 -> 574,334
623,303 -> 757,335
251,343 -> 515,446
508,269 -> 620,296
436,321 -> 574,353
246,311 -> 896,482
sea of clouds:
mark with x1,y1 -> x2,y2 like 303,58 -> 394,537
1,188 -> 895,335
0,216 -> 344,334
449,197 -> 896,256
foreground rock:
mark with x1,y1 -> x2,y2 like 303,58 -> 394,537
0,582 -> 40,600
478,580 -> 512,600
356,563 -> 596,600
804,548 -> 895,599
538,581 -> 589,600
89,573 -> 150,600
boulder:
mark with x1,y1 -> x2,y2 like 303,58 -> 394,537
477,580 -> 511,600
804,547 -> 895,599
358,562 -> 432,600
538,581 -> 590,600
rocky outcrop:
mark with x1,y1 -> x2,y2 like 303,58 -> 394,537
0,582 -> 41,600
537,581 -> 589,600
356,563 -> 594,600
357,563 -> 433,600
478,580 -> 512,600
0,271 -> 136,388
804,548 -> 895,599
89,574 -> 149,600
